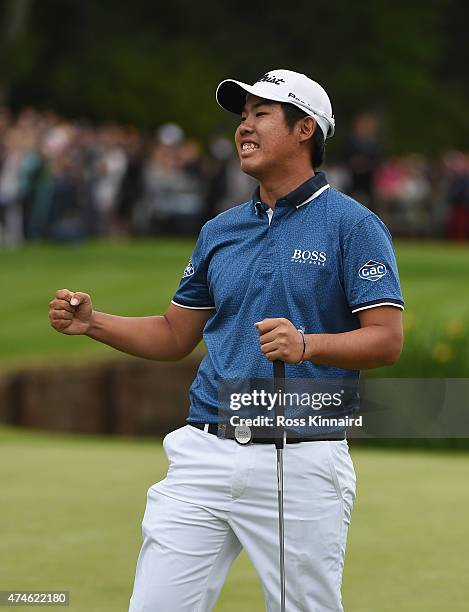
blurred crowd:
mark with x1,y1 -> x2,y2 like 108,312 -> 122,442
331,113 -> 469,242
1,108 -> 469,247
0,108 -> 255,247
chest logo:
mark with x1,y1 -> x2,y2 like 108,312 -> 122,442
182,258 -> 194,278
291,249 -> 327,266
358,260 -> 387,281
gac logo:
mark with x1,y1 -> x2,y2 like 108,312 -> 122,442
358,260 -> 387,281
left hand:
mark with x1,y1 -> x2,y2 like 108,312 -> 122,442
255,318 -> 304,364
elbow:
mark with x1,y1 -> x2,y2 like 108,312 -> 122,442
168,347 -> 193,361
382,351 -> 401,367
161,343 -> 192,361
382,330 -> 404,366
162,314 -> 194,361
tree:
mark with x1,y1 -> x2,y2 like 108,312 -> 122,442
0,0 -> 34,106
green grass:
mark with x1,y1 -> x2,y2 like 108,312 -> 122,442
398,242 -> 469,324
0,424 -> 468,611
0,239 -> 468,369
0,240 -> 192,369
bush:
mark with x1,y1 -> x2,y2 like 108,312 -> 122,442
374,315 -> 469,378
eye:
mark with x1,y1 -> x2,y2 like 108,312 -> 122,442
256,112 -> 268,117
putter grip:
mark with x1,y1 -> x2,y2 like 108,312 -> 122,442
273,360 -> 285,381
273,360 -> 285,450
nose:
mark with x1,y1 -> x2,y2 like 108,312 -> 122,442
239,117 -> 254,135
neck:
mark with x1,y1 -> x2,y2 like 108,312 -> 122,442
259,168 -> 315,209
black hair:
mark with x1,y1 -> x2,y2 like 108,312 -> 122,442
280,103 -> 325,169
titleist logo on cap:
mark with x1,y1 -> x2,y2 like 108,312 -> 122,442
255,73 -> 285,85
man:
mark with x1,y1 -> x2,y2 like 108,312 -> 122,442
49,69 -> 404,611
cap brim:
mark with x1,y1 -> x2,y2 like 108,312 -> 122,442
216,79 -> 257,114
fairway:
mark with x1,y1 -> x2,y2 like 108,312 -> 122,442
0,425 -> 468,611
0,239 -> 468,369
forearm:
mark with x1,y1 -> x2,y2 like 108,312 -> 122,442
86,311 -> 186,361
306,325 -> 403,370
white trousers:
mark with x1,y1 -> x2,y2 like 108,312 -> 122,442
128,425 -> 356,612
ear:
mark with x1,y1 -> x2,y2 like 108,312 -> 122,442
298,117 -> 316,143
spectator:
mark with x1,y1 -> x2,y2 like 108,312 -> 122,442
116,128 -> 145,235
443,151 -> 469,240
204,133 -> 256,219
342,112 -> 384,212
133,126 -> 205,236
374,155 -> 432,237
90,125 -> 128,236
0,127 -> 26,246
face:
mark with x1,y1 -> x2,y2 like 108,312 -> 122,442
234,94 -> 300,179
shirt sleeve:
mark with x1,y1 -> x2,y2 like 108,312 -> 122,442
342,214 -> 404,314
172,223 -> 215,310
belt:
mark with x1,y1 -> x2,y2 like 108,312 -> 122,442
189,422 -> 345,444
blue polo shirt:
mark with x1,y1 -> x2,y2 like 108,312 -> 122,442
172,172 -> 404,423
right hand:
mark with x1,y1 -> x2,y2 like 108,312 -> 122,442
49,289 -> 93,335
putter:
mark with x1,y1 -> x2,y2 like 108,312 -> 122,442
273,359 -> 286,612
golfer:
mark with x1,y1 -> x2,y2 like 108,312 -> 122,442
49,69 -> 404,611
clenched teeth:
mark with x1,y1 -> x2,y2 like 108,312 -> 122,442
242,143 -> 259,151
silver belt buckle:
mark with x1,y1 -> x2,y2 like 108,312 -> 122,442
234,424 -> 252,445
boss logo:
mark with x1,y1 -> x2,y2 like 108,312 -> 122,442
291,249 -> 327,266
358,260 -> 387,281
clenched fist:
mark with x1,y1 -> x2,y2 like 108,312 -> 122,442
255,317 -> 305,364
49,289 -> 93,335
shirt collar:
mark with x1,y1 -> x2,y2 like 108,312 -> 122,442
252,171 -> 330,215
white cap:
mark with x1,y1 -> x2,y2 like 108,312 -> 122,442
216,69 -> 335,139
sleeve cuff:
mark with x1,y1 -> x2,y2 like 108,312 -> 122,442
171,299 -> 215,310
351,299 -> 404,314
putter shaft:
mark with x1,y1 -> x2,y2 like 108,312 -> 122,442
273,360 -> 286,612
277,447 -> 286,612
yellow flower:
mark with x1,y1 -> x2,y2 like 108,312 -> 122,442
431,342 -> 453,363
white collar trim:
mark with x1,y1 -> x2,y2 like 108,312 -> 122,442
296,184 -> 330,208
